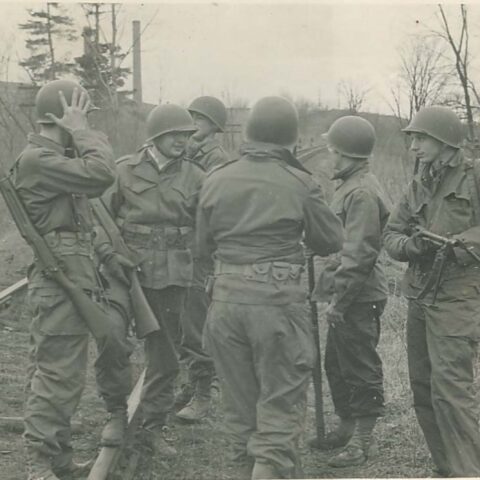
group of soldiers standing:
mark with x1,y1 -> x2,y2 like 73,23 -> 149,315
10,78 -> 480,480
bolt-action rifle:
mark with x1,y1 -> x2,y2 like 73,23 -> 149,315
307,253 -> 325,444
0,166 -> 112,340
90,198 -> 160,339
414,226 -> 480,304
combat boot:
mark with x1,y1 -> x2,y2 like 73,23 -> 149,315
176,377 -> 211,422
143,426 -> 177,458
28,470 -> 60,480
251,461 -> 279,480
309,416 -> 355,450
54,460 -> 93,480
328,416 -> 377,468
174,382 -> 194,410
27,451 -> 59,480
100,408 -> 127,447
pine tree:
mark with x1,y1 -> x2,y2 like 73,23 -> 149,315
19,2 -> 77,84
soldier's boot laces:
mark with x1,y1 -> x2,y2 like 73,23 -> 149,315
100,408 -> 127,447
309,416 -> 355,450
144,426 -> 177,458
328,416 -> 378,468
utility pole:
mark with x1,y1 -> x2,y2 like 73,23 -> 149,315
132,20 -> 143,104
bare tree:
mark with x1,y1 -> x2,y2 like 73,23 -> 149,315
436,4 -> 479,142
337,79 -> 370,113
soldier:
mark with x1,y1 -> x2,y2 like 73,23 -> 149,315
15,80 -> 125,480
176,96 -> 229,421
101,103 -> 204,457
383,106 -> 480,477
198,96 -> 343,479
311,116 -> 389,467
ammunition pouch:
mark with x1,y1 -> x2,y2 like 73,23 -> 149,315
43,230 -> 94,257
214,260 -> 303,284
119,222 -> 193,250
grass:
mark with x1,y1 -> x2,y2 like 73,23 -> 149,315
0,260 -> 454,479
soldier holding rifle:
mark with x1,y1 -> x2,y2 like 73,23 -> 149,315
383,106 -> 480,477
9,80 -> 130,480
101,104 -> 204,457
312,116 -> 389,468
197,96 -> 343,479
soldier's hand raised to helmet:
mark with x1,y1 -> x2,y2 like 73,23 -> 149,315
45,88 -> 90,133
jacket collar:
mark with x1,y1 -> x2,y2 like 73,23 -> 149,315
125,145 -> 182,182
27,133 -> 65,155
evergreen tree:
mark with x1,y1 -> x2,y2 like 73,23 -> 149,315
19,2 -> 77,84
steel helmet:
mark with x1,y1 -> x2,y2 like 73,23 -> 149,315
325,116 -> 376,159
245,96 -> 299,147
35,79 -> 96,124
146,104 -> 197,142
402,106 -> 464,148
188,96 -> 227,132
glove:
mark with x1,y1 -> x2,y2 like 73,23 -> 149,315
104,253 -> 135,286
403,231 -> 436,261
325,302 -> 345,328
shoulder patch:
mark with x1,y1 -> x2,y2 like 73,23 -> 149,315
206,158 -> 239,177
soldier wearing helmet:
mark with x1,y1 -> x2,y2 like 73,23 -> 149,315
16,80 -> 118,480
175,96 -> 230,423
101,103 -> 204,457
311,116 -> 389,468
197,96 -> 343,479
383,106 -> 480,477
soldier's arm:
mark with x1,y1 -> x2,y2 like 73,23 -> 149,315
332,189 -> 383,313
303,181 -> 343,256
383,191 -> 413,262
195,182 -> 217,262
204,148 -> 230,173
22,130 -> 115,197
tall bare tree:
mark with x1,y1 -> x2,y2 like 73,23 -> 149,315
337,79 -> 370,114
436,4 -> 479,142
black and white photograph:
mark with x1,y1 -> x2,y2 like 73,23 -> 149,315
0,1 -> 479,479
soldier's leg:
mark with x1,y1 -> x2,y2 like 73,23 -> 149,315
177,266 -> 216,420
427,326 -> 480,477
203,301 -> 257,468
247,303 -> 314,478
328,301 -> 386,467
94,301 -> 133,446
140,286 -> 184,456
24,289 -> 89,479
406,300 -> 449,475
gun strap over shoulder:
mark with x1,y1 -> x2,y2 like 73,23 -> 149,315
464,158 -> 480,226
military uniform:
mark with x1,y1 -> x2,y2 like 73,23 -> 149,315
315,162 -> 389,422
198,141 -> 343,478
178,136 -> 229,411
383,150 -> 480,476
15,130 -> 117,475
102,145 -> 205,429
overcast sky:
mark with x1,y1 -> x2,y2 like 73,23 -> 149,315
0,1 -> 479,114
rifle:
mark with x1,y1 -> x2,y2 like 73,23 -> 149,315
413,226 -> 480,304
307,253 -> 325,445
89,198 -> 160,339
0,167 -> 111,340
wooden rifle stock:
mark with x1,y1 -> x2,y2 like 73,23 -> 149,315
89,198 -> 160,339
0,169 -> 111,339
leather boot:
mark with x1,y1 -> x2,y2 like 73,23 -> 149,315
27,450 -> 59,480
54,460 -> 93,480
143,426 -> 177,458
328,416 -> 377,468
174,382 -> 195,410
309,416 -> 355,450
100,408 -> 127,447
251,461 -> 279,480
176,377 -> 211,422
